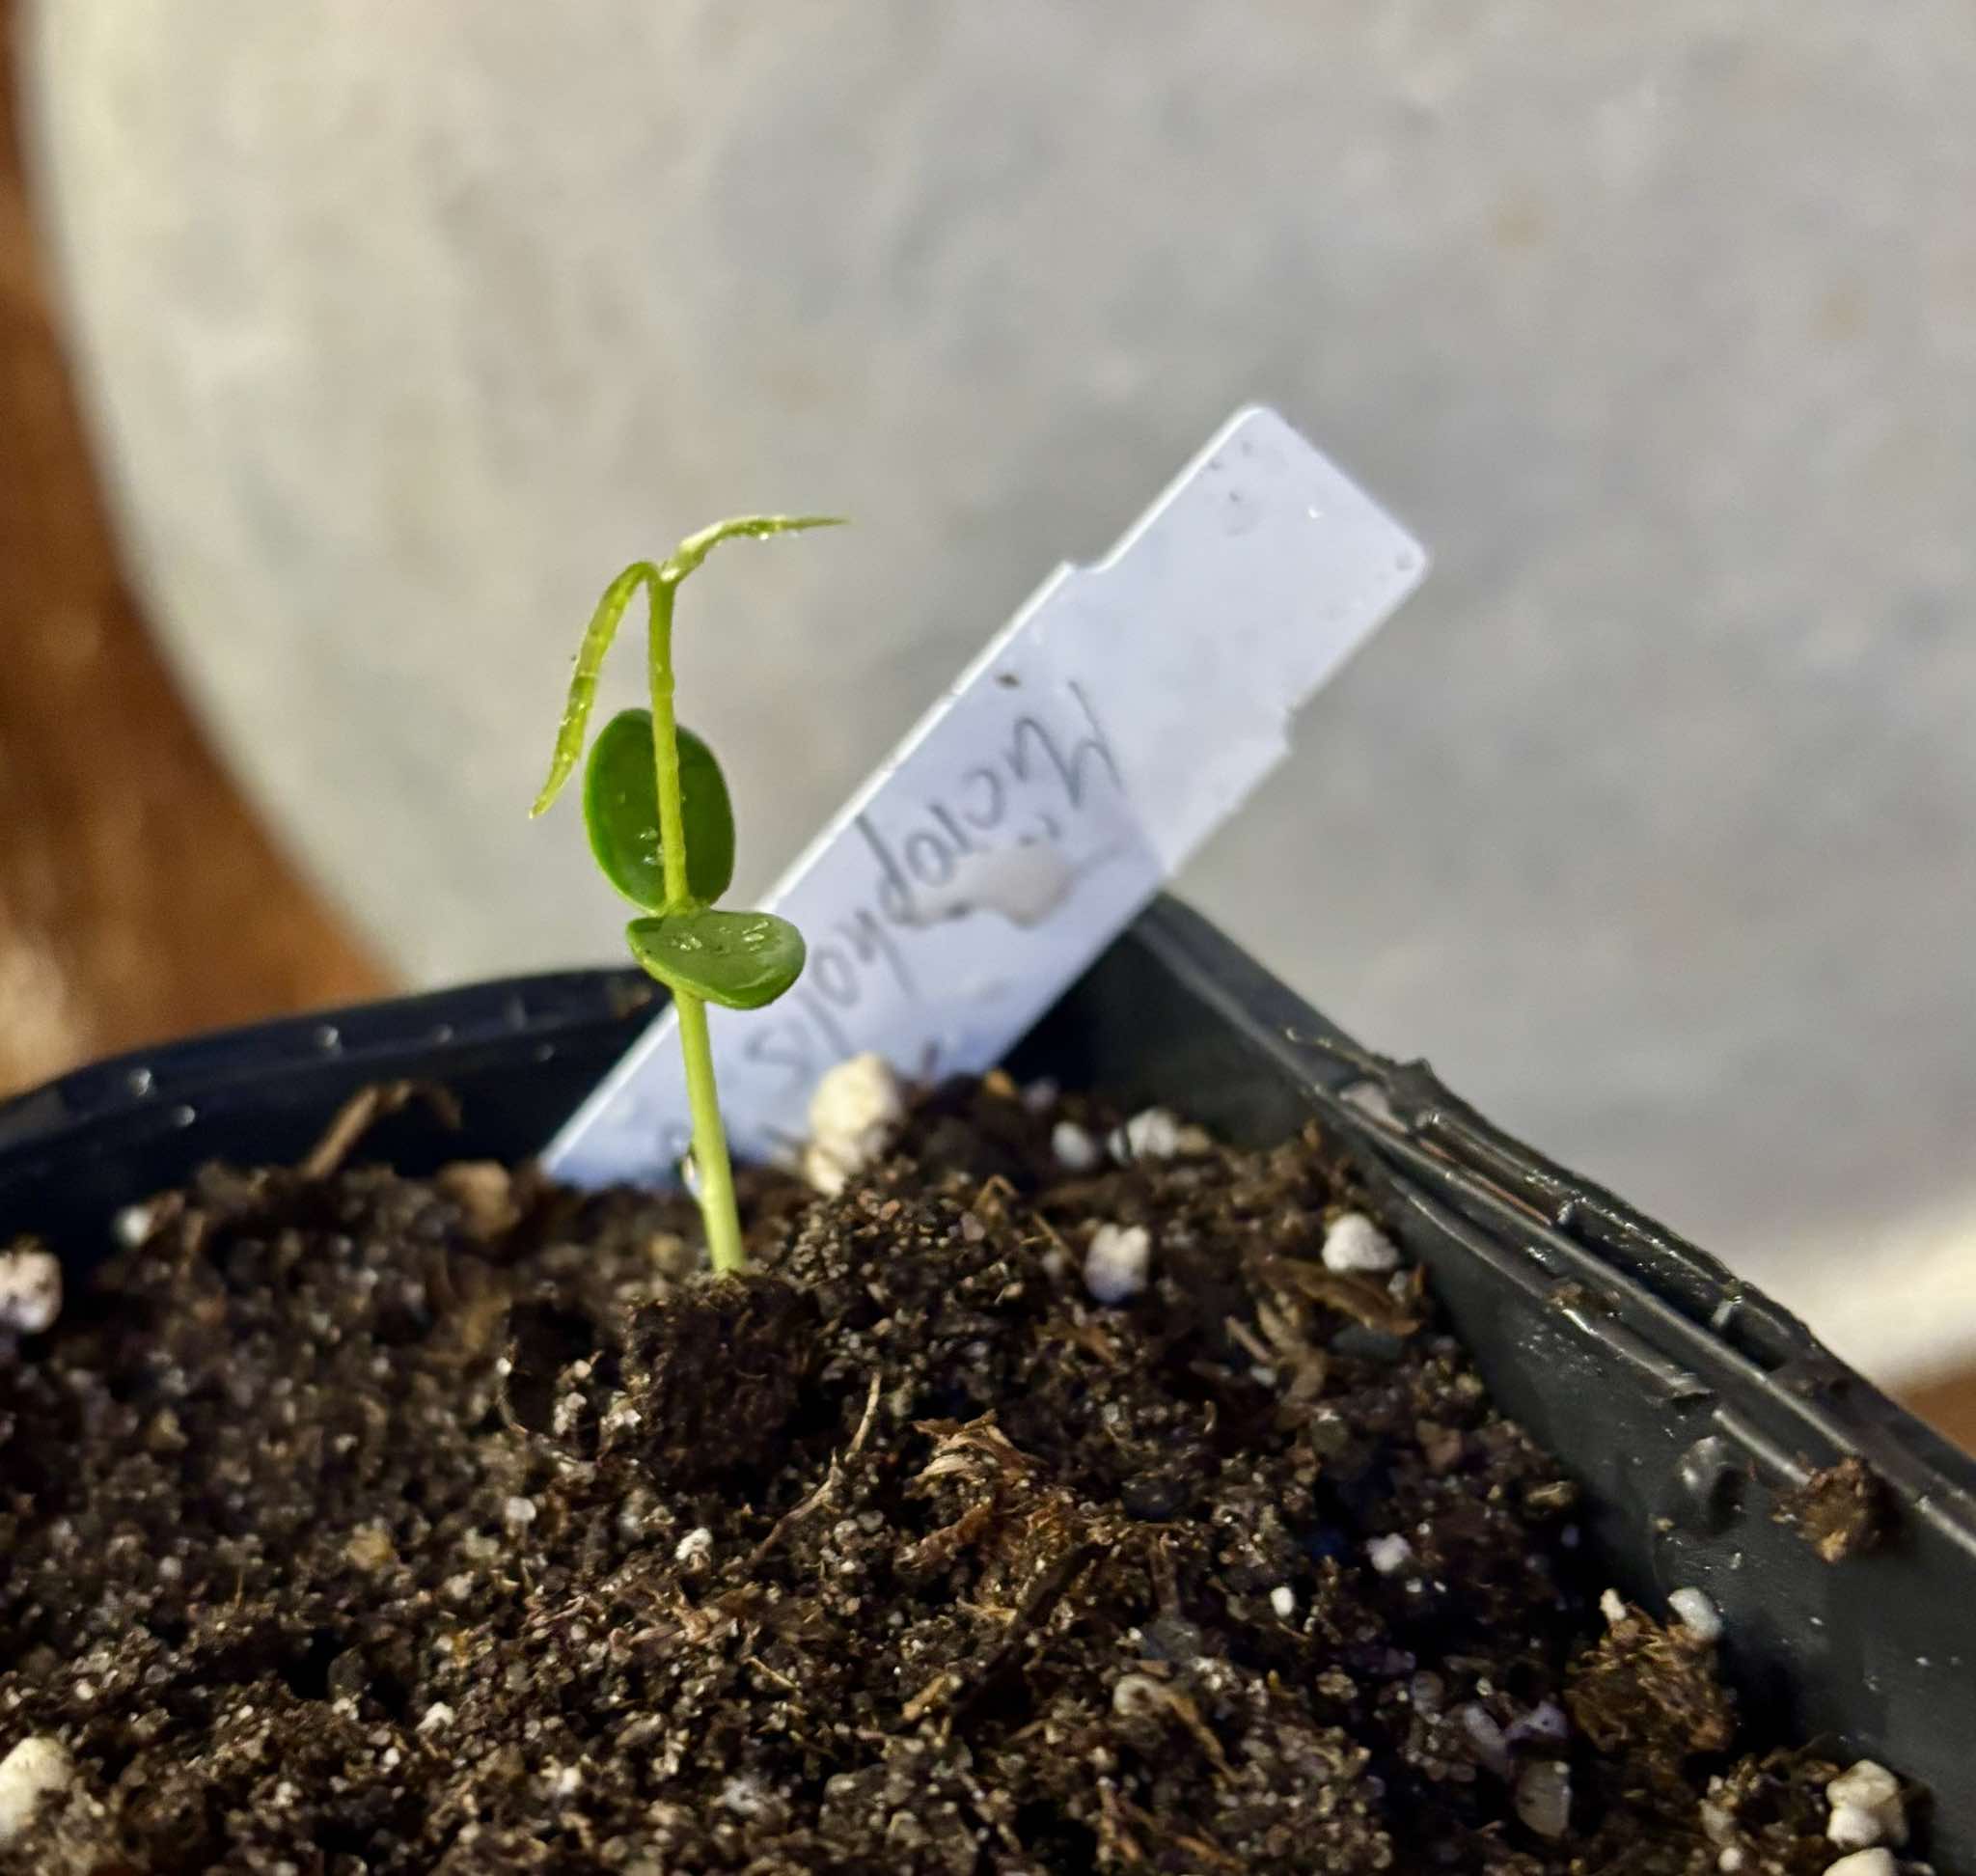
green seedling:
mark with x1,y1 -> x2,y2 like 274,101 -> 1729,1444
532,514 -> 842,1272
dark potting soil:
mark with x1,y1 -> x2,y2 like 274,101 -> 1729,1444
0,1077 -> 1881,1873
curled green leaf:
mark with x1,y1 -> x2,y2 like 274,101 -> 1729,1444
624,908 -> 806,1010
531,516 -> 845,821
664,513 -> 847,584
584,708 -> 735,912
531,561 -> 660,817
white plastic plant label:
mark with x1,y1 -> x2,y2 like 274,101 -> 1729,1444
545,404 -> 1428,1186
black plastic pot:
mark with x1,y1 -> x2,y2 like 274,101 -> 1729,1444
3,897 -> 1972,1867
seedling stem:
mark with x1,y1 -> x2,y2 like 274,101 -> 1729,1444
533,515 -> 841,1271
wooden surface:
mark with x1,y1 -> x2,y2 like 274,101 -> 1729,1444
0,13 -> 386,1097
1904,1370 -> 1976,1457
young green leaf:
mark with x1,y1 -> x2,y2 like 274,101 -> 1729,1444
667,512 -> 846,581
531,560 -> 659,818
583,708 -> 735,911
624,909 -> 806,1010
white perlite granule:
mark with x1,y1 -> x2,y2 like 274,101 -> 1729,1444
1454,1704 -> 1511,1778
673,1526 -> 714,1567
1668,1586 -> 1722,1642
1823,1852 -> 1896,1876
801,1054 -> 905,1196
1051,1120 -> 1102,1172
0,1736 -> 73,1846
1504,1699 -> 1569,1748
0,1244 -> 62,1336
1366,1533 -> 1414,1576
1514,1759 -> 1572,1839
1084,1224 -> 1152,1306
1826,1807 -> 1883,1853
1825,1761 -> 1906,1850
1321,1212 -> 1399,1275
1107,1109 -> 1210,1164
